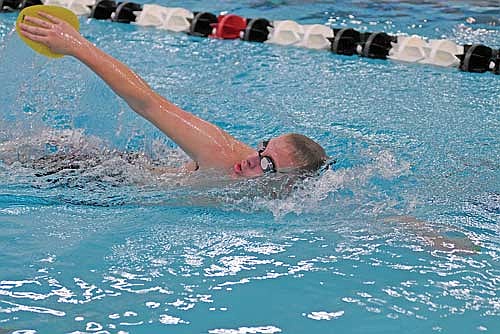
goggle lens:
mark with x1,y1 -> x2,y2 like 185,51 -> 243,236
257,140 -> 276,173
260,156 -> 275,173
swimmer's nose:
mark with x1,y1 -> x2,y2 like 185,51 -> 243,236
246,154 -> 261,169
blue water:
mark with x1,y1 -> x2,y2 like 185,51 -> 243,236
0,0 -> 499,333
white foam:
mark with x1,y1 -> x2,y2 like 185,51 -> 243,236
0,128 -> 191,193
208,326 -> 282,334
158,314 -> 189,325
305,310 -> 345,320
244,149 -> 411,219
0,300 -> 65,317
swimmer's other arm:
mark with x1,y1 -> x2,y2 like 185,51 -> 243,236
19,13 -> 255,172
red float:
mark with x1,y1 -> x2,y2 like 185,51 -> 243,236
209,14 -> 247,39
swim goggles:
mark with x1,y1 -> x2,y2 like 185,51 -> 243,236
257,140 -> 277,173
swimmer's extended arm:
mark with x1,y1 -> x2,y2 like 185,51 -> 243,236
383,216 -> 480,253
19,13 -> 255,172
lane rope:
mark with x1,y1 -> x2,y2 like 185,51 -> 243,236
1,0 -> 499,74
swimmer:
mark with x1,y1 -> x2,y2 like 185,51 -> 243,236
18,12 -> 328,178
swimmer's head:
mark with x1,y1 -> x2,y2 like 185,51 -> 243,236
234,133 -> 328,177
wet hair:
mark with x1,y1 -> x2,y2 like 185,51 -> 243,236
283,133 -> 327,172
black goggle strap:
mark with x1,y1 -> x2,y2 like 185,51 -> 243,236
257,140 -> 269,153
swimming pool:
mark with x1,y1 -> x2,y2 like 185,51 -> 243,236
0,0 -> 499,333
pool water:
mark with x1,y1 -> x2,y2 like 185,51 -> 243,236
0,0 -> 499,333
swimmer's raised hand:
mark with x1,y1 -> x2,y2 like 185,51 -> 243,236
19,12 -> 87,56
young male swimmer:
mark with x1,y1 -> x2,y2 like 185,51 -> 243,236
18,12 -> 328,178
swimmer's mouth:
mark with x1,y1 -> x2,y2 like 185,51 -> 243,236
234,162 -> 242,174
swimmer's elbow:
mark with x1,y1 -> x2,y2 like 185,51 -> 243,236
128,93 -> 163,118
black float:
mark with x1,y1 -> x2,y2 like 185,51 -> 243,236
242,18 -> 271,42
188,12 -> 217,37
458,44 -> 494,73
0,0 -> 21,11
111,2 -> 142,23
329,28 -> 360,56
357,32 -> 396,59
89,0 -> 116,20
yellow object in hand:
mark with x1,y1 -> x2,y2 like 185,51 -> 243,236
16,5 -> 80,58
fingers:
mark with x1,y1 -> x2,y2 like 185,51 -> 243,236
38,11 -> 63,24
19,23 -> 49,37
22,15 -> 53,29
19,28 -> 48,43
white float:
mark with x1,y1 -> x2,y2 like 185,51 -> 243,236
135,5 -> 193,32
266,20 -> 304,46
43,0 -> 95,16
388,35 -> 428,63
298,24 -> 333,50
419,39 -> 464,67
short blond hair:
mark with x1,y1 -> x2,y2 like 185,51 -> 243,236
283,133 -> 327,172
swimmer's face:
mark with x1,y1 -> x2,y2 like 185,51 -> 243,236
233,136 -> 301,177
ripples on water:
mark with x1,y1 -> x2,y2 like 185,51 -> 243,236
0,129 -> 497,333
0,0 -> 499,333
0,208 -> 498,333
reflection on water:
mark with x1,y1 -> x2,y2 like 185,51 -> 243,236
0,210 -> 497,332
